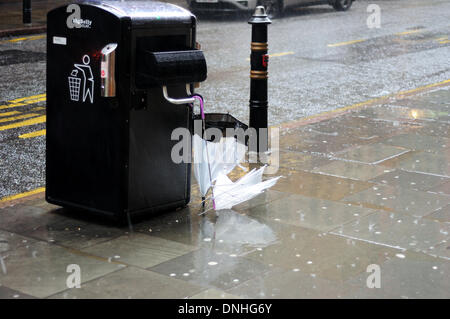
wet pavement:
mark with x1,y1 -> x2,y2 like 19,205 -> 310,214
0,84 -> 449,299
1,0 -> 450,299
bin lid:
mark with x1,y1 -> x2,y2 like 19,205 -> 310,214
79,0 -> 194,26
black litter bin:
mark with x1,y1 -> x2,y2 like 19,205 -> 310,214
46,1 -> 207,221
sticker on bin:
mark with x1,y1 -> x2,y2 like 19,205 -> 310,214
53,36 -> 67,45
68,55 -> 94,103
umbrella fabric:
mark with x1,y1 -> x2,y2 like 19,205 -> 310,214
192,134 -> 246,197
213,166 -> 281,210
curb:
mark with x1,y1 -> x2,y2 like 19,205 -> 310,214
0,25 -> 46,38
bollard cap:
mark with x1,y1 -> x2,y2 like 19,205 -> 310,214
248,6 -> 272,24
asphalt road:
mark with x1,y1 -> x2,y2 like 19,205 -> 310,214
0,0 -> 449,198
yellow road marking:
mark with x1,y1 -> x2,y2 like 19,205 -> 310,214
0,35 -> 46,44
19,129 -> 46,139
0,115 -> 46,131
0,113 -> 39,123
435,37 -> 448,41
269,51 -> 294,58
0,187 -> 45,203
395,29 -> 422,36
246,51 -> 295,61
440,40 -> 450,44
327,39 -> 366,47
0,94 -> 46,110
31,106 -> 46,111
8,93 -> 46,103
0,111 -> 21,117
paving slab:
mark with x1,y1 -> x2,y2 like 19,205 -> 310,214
312,160 -> 391,181
272,168 -> 373,201
227,268 -> 354,299
0,241 -> 124,298
382,133 -> 450,154
244,221 -> 399,282
330,210 -> 450,254
394,151 -> 450,177
81,233 -> 197,269
242,193 -> 374,232
369,169 -> 449,191
50,266 -> 206,299
424,204 -> 450,223
333,143 -> 410,165
342,184 -> 450,217
149,248 -> 271,291
343,250 -> 450,298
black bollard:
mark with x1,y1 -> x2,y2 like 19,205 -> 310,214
248,6 -> 271,154
23,0 -> 32,25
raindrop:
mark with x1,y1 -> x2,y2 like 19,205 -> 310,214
208,261 -> 218,266
307,261 -> 313,264
396,253 -> 406,259
293,268 -> 300,272
182,273 -> 190,277
170,273 -> 176,277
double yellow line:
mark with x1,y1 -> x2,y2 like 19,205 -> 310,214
0,93 -> 46,136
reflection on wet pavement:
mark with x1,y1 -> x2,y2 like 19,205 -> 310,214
1,87 -> 449,298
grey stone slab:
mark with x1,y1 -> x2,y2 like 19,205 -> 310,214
334,143 -> 410,164
81,233 -> 196,269
244,193 -> 375,232
272,168 -> 373,201
427,180 -> 450,195
227,268 -> 353,299
50,267 -> 206,299
342,185 -> 450,217
0,285 -> 37,299
424,204 -> 450,223
0,230 -> 37,254
383,133 -> 450,154
312,160 -> 390,181
331,210 -> 450,252
395,152 -> 450,177
0,205 -> 126,249
0,241 -> 124,298
369,169 -> 449,191
424,241 -> 450,260
245,221 -> 398,282
343,251 -> 450,298
149,248 -> 271,291
136,208 -> 278,257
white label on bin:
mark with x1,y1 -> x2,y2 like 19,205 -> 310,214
53,36 -> 67,45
